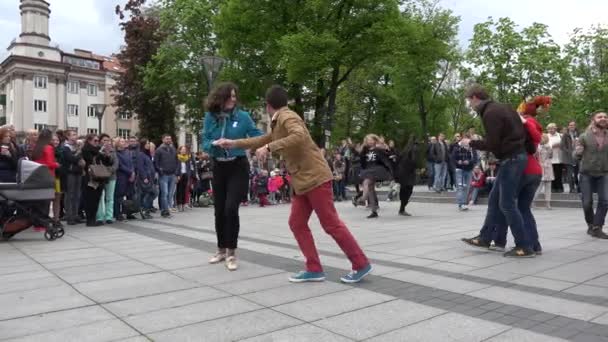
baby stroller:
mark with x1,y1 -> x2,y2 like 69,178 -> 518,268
0,159 -> 64,241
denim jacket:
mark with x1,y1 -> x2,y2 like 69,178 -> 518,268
202,108 -> 262,159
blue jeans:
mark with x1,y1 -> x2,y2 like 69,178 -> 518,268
580,174 -> 608,227
159,175 -> 176,212
479,153 -> 528,248
455,168 -> 472,206
426,161 -> 435,188
487,174 -> 541,250
433,162 -> 447,191
470,187 -> 481,204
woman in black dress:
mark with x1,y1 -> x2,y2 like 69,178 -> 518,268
395,135 -> 418,216
357,134 -> 393,218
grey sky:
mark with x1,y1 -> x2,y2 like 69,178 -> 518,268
0,0 -> 606,57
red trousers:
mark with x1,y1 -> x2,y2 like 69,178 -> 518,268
289,181 -> 369,272
258,194 -> 270,207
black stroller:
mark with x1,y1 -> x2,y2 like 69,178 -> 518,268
0,159 -> 64,241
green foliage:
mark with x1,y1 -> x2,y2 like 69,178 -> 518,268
114,0 -> 177,144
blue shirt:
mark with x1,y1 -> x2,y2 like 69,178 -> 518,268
202,108 -> 263,159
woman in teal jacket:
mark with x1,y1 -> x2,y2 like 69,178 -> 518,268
202,82 -> 262,271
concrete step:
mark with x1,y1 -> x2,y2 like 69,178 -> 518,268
347,189 -> 583,209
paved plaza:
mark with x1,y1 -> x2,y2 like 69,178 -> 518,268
2,200 -> 608,341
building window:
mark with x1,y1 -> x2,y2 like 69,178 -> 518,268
87,106 -> 97,117
67,104 -> 79,116
34,76 -> 47,89
34,100 -> 47,112
118,112 -> 132,120
87,128 -> 98,135
87,84 -> 97,96
34,123 -> 48,131
118,129 -> 131,139
68,81 -> 79,94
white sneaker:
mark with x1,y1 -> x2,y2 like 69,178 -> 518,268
226,256 -> 238,271
209,253 -> 226,264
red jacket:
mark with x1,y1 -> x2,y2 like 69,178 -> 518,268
470,172 -> 486,188
524,117 -> 542,176
34,145 -> 60,177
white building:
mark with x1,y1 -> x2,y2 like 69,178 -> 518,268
0,0 -> 138,137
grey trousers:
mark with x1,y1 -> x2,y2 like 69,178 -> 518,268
64,174 -> 82,222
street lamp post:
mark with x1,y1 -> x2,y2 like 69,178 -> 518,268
92,104 -> 107,134
200,55 -> 226,90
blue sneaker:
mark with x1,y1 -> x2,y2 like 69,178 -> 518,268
288,271 -> 326,283
340,264 -> 373,283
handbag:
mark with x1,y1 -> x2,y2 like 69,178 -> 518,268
89,157 -> 112,181
201,171 -> 213,180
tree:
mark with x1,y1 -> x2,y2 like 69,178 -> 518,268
143,0 -> 223,137
114,0 -> 176,143
567,26 -> 608,119
390,0 -> 460,136
466,17 -> 569,106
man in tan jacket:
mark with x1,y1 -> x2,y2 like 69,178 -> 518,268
214,85 -> 372,283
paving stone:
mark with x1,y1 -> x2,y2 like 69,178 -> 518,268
149,309 -> 301,342
44,255 -> 128,270
494,315 -> 521,326
0,306 -> 113,340
173,263 -> 283,286
385,270 -> 489,294
0,285 -> 93,320
3,319 -> 140,342
73,271 -> 196,303
511,276 -> 577,291
242,282 -> 349,307
239,324 -> 353,342
315,299 -> 444,340
485,328 -> 569,341
0,276 -> 64,295
124,296 -> 262,333
529,323 -> 559,335
552,327 -> 586,339
53,259 -> 160,283
566,285 -> 608,299
273,288 -> 393,322
103,286 -> 230,317
477,311 -> 506,321
366,313 -> 510,342
528,312 -> 558,322
572,332 -> 608,342
469,286 -> 608,321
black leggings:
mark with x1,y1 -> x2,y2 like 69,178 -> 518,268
176,175 -> 188,205
83,176 -> 103,224
212,157 -> 249,249
552,164 -> 564,192
399,185 -> 414,212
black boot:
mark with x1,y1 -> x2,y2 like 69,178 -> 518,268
590,226 -> 608,239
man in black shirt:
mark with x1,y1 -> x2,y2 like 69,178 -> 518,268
461,85 -> 532,258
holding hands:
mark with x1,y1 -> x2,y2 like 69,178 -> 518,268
213,139 -> 236,149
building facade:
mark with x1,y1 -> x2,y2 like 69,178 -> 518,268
0,0 -> 138,136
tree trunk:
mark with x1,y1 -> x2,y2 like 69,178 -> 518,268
418,93 -> 428,136
324,65 -> 341,147
289,83 -> 304,118
312,79 -> 326,146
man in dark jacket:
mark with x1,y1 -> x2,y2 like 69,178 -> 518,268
62,130 -> 84,225
154,134 -> 179,217
431,133 -> 449,192
452,138 -> 478,211
562,121 -> 580,193
461,84 -> 532,258
426,136 -> 436,190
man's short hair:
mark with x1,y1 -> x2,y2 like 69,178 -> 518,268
591,111 -> 607,118
265,85 -> 289,110
465,84 -> 490,100
162,134 -> 172,140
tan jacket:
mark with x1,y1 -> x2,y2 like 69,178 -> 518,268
234,107 -> 333,195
